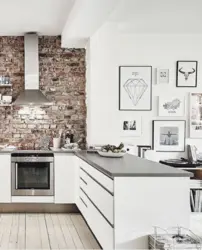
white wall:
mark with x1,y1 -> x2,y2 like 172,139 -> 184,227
86,23 -> 202,158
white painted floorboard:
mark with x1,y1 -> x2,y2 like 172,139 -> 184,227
0,213 -> 200,249
0,213 -> 100,250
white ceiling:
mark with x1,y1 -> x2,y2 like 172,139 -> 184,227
0,0 -> 75,35
109,0 -> 202,34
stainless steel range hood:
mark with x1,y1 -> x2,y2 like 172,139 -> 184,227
14,33 -> 52,106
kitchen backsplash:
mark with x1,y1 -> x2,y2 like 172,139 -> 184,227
0,36 -> 86,148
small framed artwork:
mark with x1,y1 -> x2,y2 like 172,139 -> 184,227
176,61 -> 198,87
137,145 -> 151,158
120,116 -> 141,137
157,69 -> 169,84
152,120 -> 186,152
158,96 -> 185,117
190,93 -> 202,138
119,66 -> 152,111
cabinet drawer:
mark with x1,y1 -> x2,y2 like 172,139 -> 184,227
80,168 -> 114,225
79,159 -> 113,193
77,188 -> 88,219
79,188 -> 114,249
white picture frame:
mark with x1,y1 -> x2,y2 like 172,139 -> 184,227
157,69 -> 169,84
152,120 -> 186,152
158,96 -> 185,117
120,116 -> 141,137
190,93 -> 202,138
119,66 -> 152,110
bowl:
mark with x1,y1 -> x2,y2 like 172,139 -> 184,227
97,151 -> 126,158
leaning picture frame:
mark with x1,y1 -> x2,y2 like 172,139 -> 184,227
137,145 -> 151,158
190,93 -> 202,138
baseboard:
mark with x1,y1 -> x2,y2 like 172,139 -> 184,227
0,203 -> 79,213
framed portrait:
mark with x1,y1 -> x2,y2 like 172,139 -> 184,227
119,66 -> 152,110
190,93 -> 202,138
137,145 -> 151,158
152,120 -> 186,152
176,61 -> 198,87
158,96 -> 185,117
120,116 -> 141,137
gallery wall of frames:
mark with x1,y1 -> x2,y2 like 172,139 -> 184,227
119,61 -> 201,157
87,26 -> 202,157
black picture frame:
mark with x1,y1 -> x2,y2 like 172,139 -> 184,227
119,66 -> 152,111
137,145 -> 151,158
152,120 -> 186,152
176,61 -> 198,87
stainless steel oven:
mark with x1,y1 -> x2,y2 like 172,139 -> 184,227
11,153 -> 54,196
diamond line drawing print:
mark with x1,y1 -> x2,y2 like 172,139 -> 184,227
123,78 -> 148,106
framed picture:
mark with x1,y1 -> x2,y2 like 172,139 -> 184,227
119,66 -> 152,110
176,61 -> 198,87
157,69 -> 169,84
152,120 -> 186,152
120,116 -> 141,137
158,96 -> 185,117
190,93 -> 202,138
137,145 -> 151,158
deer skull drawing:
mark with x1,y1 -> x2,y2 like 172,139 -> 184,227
179,67 -> 195,80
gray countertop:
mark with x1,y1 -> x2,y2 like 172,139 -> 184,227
76,152 -> 193,179
0,149 -> 76,154
0,149 -> 192,178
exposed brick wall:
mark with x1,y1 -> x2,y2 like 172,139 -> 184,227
0,36 -> 86,149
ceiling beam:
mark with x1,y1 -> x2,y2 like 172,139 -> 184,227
61,0 -> 119,48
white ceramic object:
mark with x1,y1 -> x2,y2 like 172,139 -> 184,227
61,147 -> 78,152
3,145 -> 17,151
2,95 -> 12,104
50,147 -> 61,152
97,151 -> 126,158
53,138 -> 61,149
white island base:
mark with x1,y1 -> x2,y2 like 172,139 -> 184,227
114,177 -> 190,249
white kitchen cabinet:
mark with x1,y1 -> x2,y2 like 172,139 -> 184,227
54,154 -> 76,204
0,154 -> 11,203
77,158 -> 114,249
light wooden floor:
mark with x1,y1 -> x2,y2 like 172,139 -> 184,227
0,213 -> 201,249
0,213 -> 100,249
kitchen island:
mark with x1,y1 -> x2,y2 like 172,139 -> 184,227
0,150 -> 192,249
75,152 -> 192,249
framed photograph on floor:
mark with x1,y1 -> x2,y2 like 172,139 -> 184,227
120,116 -> 141,137
152,120 -> 186,152
176,61 -> 198,87
137,145 -> 151,158
119,66 -> 152,110
158,96 -> 185,116
190,93 -> 202,138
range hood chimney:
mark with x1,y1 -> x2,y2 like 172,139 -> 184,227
14,33 -> 52,106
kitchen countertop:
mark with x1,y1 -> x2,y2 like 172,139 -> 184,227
76,152 -> 193,179
0,149 -> 76,154
0,149 -> 192,178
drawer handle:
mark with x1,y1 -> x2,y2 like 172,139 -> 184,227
79,197 -> 88,208
80,177 -> 87,185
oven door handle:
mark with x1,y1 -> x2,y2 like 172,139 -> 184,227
15,163 -> 18,189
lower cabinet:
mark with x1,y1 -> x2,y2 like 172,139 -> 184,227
77,159 -> 114,249
79,189 -> 114,249
0,154 -> 11,203
54,154 -> 76,204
